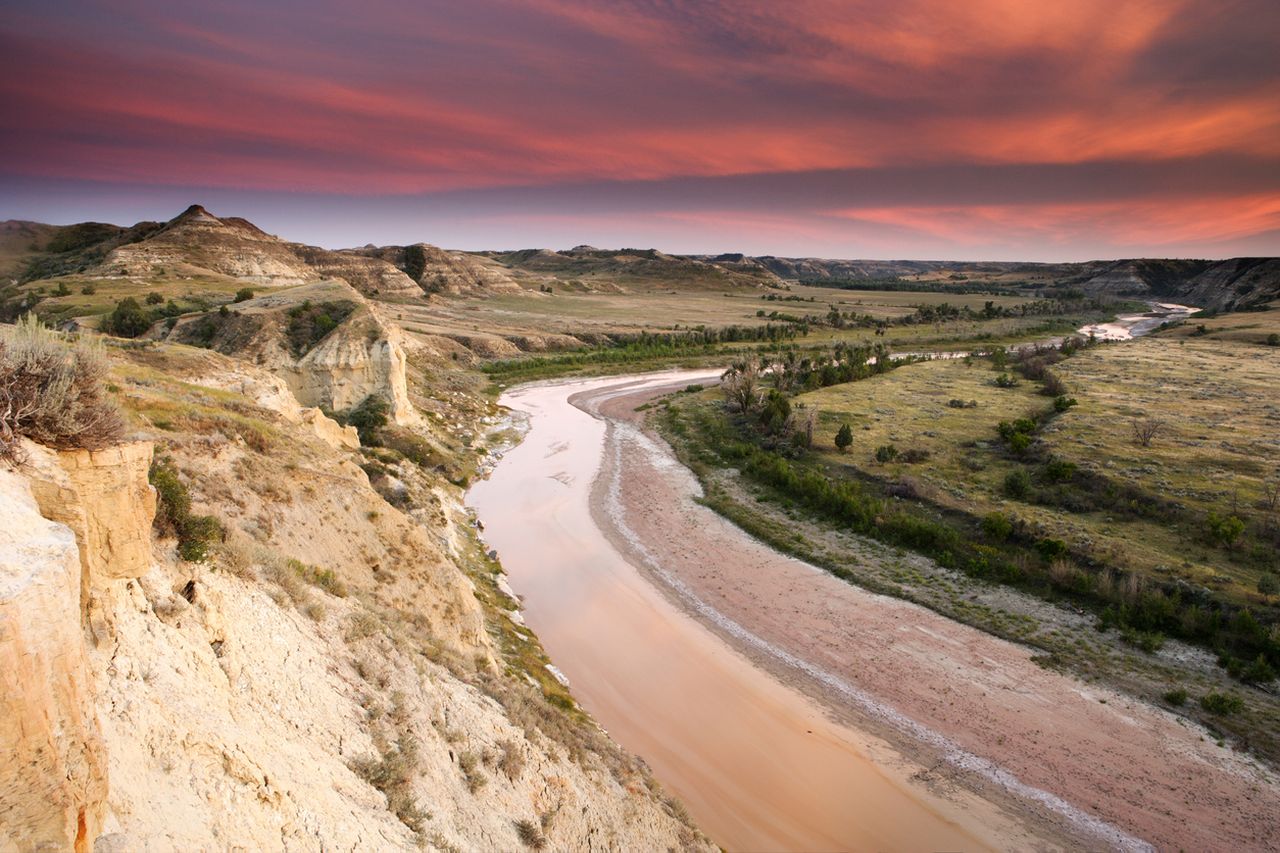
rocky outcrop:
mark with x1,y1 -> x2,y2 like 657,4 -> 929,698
286,312 -> 417,425
0,468 -> 108,853
293,246 -> 422,297
1179,257 -> 1280,311
23,441 -> 156,611
350,243 -> 522,295
300,406 -> 360,449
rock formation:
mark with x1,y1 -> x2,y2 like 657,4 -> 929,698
0,468 -> 110,853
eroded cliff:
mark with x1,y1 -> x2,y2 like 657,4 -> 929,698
1,337 -> 707,852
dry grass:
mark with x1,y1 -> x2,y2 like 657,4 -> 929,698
514,818 -> 548,850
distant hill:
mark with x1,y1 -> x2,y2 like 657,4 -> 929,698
691,254 -> 1280,311
4,205 -> 420,297
5,205 -> 1276,310
475,245 -> 779,291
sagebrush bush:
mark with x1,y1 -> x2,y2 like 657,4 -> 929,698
0,314 -> 124,464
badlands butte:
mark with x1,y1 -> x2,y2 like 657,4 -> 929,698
2,204 -> 1279,852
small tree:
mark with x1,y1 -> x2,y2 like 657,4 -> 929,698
103,297 -> 152,338
834,423 -> 853,453
1261,477 -> 1279,514
233,287 -> 256,303
1207,512 -> 1245,550
144,291 -> 164,305
722,360 -> 761,413
759,389 -> 791,436
1130,415 -> 1165,447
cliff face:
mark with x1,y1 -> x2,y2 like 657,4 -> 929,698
0,468 -> 108,853
288,311 -> 418,424
1,340 -> 708,852
24,442 -> 156,613
1179,258 -> 1280,311
166,281 -> 418,425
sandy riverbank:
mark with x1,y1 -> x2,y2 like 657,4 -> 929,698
584,374 -> 1279,852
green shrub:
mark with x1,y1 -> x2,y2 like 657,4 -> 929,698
1206,512 -> 1245,550
1044,459 -> 1077,483
53,282 -> 72,297
1240,654 -> 1277,684
1035,538 -> 1069,561
982,511 -> 1013,541
759,389 -> 791,435
345,395 -> 390,445
1004,469 -> 1031,499
994,372 -> 1019,388
176,515 -> 222,562
144,292 -> 164,305
80,284 -> 96,295
874,443 -> 899,463
1199,692 -> 1244,715
1162,687 -> 1187,706
1053,395 -> 1078,412
1259,573 -> 1279,596
149,458 -> 222,562
233,287 -> 255,303
1120,626 -> 1165,653
1266,333 -> 1279,347
285,299 -> 356,356
289,558 -> 348,597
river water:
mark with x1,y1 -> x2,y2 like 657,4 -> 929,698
468,371 -> 1021,851
465,305 -> 1193,851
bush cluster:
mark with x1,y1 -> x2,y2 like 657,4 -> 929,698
285,300 -> 357,357
0,315 -> 124,463
149,458 -> 223,562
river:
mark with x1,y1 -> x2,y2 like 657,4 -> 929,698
465,303 -> 1199,851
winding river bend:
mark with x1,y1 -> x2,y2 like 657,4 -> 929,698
469,371 -> 1025,851
466,304 -> 1229,852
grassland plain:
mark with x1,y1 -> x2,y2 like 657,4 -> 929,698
426,282 -> 1112,336
448,288 -> 1120,384
653,323 -> 1280,765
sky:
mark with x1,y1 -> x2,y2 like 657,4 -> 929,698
2,0 -> 1278,261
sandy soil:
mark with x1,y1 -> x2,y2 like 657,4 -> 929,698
586,376 -> 1280,852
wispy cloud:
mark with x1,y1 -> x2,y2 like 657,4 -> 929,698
1,0 -> 1277,257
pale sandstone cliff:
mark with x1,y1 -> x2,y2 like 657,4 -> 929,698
166,281 -> 418,426
0,469 -> 108,853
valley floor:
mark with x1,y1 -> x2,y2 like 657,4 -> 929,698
575,373 -> 1279,851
